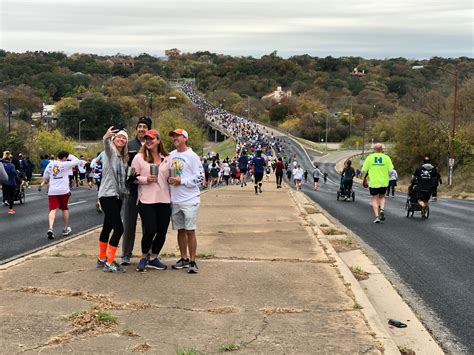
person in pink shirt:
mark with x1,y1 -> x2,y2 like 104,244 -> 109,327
131,129 -> 171,272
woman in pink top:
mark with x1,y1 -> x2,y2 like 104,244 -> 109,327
131,129 -> 171,272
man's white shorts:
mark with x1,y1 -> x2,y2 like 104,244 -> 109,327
171,203 -> 200,230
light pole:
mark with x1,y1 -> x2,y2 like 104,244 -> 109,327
325,113 -> 329,151
78,119 -> 85,144
413,65 -> 458,186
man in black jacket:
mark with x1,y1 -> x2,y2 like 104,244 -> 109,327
121,116 -> 152,265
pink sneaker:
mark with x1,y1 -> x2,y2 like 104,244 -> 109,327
8,209 -> 16,214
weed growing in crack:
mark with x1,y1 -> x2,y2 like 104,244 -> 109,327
350,265 -> 370,281
197,252 -> 215,259
132,342 -> 151,352
352,302 -> 363,310
220,343 -> 240,351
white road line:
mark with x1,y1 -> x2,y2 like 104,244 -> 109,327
69,200 -> 87,206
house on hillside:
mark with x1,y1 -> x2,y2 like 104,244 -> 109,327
261,86 -> 292,103
106,56 -> 135,67
32,104 -> 57,127
351,68 -> 366,77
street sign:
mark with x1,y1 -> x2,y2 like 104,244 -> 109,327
448,158 -> 455,167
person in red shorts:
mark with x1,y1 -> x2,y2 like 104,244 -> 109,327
40,151 -> 82,240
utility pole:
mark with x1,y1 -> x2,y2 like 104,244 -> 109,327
79,119 -> 86,144
362,115 -> 366,156
6,98 -> 12,133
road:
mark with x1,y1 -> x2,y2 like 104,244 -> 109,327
278,136 -> 473,353
0,186 -> 103,264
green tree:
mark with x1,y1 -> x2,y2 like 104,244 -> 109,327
32,129 -> 77,162
156,109 -> 203,154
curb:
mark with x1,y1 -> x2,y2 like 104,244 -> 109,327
287,188 -> 401,354
0,226 -> 100,271
287,186 -> 444,354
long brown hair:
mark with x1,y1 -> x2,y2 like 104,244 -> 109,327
139,138 -> 169,164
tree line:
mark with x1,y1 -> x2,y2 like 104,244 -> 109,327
0,49 -> 472,186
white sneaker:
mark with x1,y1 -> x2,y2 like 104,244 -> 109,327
62,226 -> 72,236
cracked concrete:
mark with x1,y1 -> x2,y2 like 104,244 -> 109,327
1,180 -> 380,354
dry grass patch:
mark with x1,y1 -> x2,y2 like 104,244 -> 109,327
330,237 -> 359,252
320,227 -> 343,235
304,206 -> 319,214
259,307 -> 309,315
206,306 -> 239,314
121,329 -> 140,337
132,342 -> 151,352
350,265 -> 370,281
399,346 -> 416,355
66,307 -> 117,336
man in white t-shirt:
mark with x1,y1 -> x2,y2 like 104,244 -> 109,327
293,165 -> 304,191
168,129 -> 204,274
40,151 -> 82,240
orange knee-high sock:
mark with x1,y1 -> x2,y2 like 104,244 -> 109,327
107,245 -> 118,264
99,241 -> 108,260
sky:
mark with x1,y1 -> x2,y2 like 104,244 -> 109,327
0,0 -> 472,59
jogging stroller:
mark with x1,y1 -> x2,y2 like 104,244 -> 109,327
13,172 -> 26,204
337,176 -> 355,202
405,184 -> 429,219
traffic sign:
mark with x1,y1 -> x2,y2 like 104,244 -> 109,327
448,158 -> 455,167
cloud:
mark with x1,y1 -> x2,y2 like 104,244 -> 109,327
0,0 -> 472,58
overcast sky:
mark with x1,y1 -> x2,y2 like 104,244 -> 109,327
0,0 -> 472,59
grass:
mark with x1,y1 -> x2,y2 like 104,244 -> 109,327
220,343 -> 240,352
206,138 -> 236,159
350,265 -> 370,281
96,310 -> 117,323
352,302 -> 363,310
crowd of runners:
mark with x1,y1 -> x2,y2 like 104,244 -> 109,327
1,83 -> 443,275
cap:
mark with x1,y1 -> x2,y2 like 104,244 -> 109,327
136,116 -> 152,130
113,130 -> 129,141
144,129 -> 160,139
169,129 -> 188,140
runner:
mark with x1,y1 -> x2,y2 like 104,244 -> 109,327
361,143 -> 394,223
238,150 -> 249,187
293,165 -> 304,191
275,157 -> 284,188
312,165 -> 322,191
251,150 -> 266,194
40,151 -> 82,239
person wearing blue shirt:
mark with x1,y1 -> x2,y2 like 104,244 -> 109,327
251,150 -> 266,194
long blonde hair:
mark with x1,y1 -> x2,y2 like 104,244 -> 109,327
112,137 -> 129,162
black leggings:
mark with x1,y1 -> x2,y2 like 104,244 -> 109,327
275,171 -> 283,186
99,196 -> 124,247
138,202 -> 171,255
2,184 -> 15,209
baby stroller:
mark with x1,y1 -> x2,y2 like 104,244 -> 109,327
13,172 -> 26,205
337,176 -> 355,202
405,184 -> 429,219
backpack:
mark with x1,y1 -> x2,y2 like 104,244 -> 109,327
210,164 -> 219,177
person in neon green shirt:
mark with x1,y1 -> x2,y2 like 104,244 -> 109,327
361,143 -> 394,223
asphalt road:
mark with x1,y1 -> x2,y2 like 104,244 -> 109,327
278,137 -> 473,353
0,186 -> 103,263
